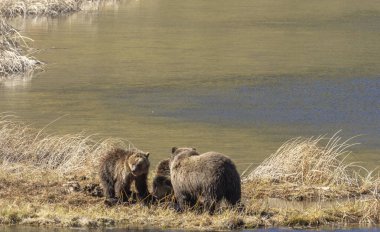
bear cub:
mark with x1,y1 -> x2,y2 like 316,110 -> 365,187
170,147 -> 241,213
152,159 -> 173,201
99,148 -> 150,205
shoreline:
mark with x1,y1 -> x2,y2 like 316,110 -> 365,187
0,19 -> 42,79
0,0 -> 118,79
0,116 -> 379,230
0,0 -> 117,18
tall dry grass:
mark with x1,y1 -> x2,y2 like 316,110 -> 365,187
0,19 -> 41,79
0,114 -> 131,175
244,133 -> 363,186
0,0 -> 82,17
242,133 -> 379,199
0,0 -> 119,17
0,0 -> 120,78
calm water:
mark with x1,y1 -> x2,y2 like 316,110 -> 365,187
1,0 -> 380,170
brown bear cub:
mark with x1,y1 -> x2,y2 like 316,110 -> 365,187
152,159 -> 173,201
99,148 -> 150,205
170,147 -> 241,213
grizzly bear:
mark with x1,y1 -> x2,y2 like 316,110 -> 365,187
152,159 -> 173,200
170,147 -> 241,213
99,148 -> 150,204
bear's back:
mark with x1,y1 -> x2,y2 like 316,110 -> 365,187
189,151 -> 232,170
101,148 -> 131,166
171,151 -> 236,181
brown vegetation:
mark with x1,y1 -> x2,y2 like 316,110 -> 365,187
242,134 -> 379,200
0,0 -> 117,17
0,19 -> 41,79
0,0 -> 118,78
0,115 -> 379,230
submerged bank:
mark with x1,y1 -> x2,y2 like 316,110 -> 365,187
0,115 -> 379,230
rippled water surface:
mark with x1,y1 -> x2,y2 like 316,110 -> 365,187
1,0 -> 380,170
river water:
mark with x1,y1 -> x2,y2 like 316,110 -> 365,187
1,0 -> 380,171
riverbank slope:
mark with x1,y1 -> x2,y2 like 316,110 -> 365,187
0,116 -> 379,230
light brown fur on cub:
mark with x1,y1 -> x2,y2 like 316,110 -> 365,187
99,148 -> 150,203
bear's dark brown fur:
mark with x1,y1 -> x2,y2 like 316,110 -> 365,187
152,159 -> 173,200
99,148 -> 150,204
170,147 -> 241,212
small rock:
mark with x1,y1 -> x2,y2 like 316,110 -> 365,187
63,181 -> 81,193
97,217 -> 115,226
83,183 -> 103,197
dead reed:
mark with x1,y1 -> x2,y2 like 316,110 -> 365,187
0,0 -> 82,17
0,0 -> 119,78
242,133 -> 379,200
0,19 -> 41,79
0,0 -> 118,17
0,114 -> 130,175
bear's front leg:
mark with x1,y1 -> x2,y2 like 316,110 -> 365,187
116,179 -> 132,202
135,173 -> 151,203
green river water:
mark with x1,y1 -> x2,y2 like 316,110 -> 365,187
1,0 -> 380,171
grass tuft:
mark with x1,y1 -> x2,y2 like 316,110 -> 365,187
0,0 -> 119,18
0,19 -> 41,79
0,114 -> 131,176
0,1 -> 119,78
242,133 -> 379,200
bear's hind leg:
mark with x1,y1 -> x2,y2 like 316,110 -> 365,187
201,194 -> 219,214
101,179 -> 116,199
225,187 -> 241,206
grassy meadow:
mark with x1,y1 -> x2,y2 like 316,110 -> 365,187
0,115 -> 379,230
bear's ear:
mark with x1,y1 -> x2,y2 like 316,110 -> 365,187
145,152 -> 150,158
171,147 -> 178,154
192,148 -> 196,151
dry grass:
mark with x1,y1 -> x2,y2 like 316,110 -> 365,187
0,19 -> 41,79
0,0 -> 119,17
0,116 -> 379,229
0,114 -> 130,176
0,0 -> 82,17
0,0 -> 119,78
242,133 -> 379,200
243,133 -> 360,185
0,169 -> 379,230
